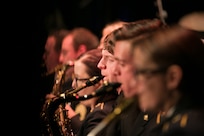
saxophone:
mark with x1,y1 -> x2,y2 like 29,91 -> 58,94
45,82 -> 121,135
41,62 -> 75,136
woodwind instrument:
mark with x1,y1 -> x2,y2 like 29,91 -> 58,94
46,82 -> 122,135
41,61 -> 75,136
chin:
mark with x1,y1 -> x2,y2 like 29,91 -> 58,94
103,77 -> 109,82
139,104 -> 146,112
139,98 -> 149,111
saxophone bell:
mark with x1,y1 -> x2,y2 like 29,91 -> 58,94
41,60 -> 75,136
46,82 -> 121,136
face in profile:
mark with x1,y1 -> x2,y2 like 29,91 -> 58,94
112,40 -> 138,98
72,59 -> 98,107
133,47 -> 169,112
97,49 -> 118,83
43,36 -> 60,72
59,35 -> 78,64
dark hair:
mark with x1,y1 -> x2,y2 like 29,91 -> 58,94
77,48 -> 102,77
48,29 -> 70,53
77,49 -> 118,104
70,27 -> 99,51
133,25 -> 204,106
103,18 -> 165,54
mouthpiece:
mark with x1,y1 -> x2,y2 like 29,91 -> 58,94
85,75 -> 105,86
60,82 -> 121,101
47,82 -> 122,123
63,75 -> 105,96
91,82 -> 121,97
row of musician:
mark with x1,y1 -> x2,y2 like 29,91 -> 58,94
40,47 -> 125,136
39,16 -> 204,136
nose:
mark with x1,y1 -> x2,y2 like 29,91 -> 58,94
97,58 -> 106,69
59,54 -> 64,64
72,78 -> 77,88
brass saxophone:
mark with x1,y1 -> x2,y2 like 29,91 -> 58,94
44,76 -> 107,136
41,62 -> 75,136
46,82 -> 121,135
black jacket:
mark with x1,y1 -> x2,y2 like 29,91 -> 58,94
77,90 -> 118,136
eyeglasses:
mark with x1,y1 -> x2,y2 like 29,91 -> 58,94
134,67 -> 167,80
72,76 -> 90,83
72,75 -> 90,87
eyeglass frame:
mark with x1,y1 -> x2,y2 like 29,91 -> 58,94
134,66 -> 168,79
72,76 -> 90,83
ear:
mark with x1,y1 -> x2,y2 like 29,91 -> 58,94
77,44 -> 87,56
166,65 -> 183,90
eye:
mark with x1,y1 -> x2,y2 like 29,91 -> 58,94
134,67 -> 167,76
108,57 -> 115,62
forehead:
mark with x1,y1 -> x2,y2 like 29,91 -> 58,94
115,40 -> 131,53
47,36 -> 56,43
133,48 -> 149,67
74,60 -> 87,74
45,36 -> 55,47
114,40 -> 132,61
62,35 -> 73,47
102,49 -> 114,57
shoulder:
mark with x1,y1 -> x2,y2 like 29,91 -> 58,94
82,103 -> 110,126
161,109 -> 204,135
85,101 -> 115,119
93,102 -> 111,112
95,100 -> 116,112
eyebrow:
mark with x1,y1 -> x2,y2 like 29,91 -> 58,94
114,57 -> 127,63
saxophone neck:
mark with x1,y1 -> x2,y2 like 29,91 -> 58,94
52,63 -> 71,96
44,61 -> 74,76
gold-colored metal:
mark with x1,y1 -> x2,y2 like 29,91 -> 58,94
42,61 -> 74,77
41,62 -> 75,136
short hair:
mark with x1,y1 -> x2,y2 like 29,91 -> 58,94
76,48 -> 102,77
70,27 -> 99,51
132,25 -> 204,105
48,29 -> 70,53
103,18 -> 165,54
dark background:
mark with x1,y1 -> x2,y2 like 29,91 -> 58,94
7,0 -> 203,135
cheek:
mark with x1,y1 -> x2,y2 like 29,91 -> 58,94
121,74 -> 137,98
117,68 -> 127,83
137,81 -> 165,111
78,88 -> 89,96
66,52 -> 76,60
79,86 -> 95,96
78,89 -> 85,96
129,77 -> 138,94
104,65 -> 115,81
72,80 -> 76,88
107,62 -> 115,73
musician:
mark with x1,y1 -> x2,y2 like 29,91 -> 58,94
40,28 -> 70,105
39,29 -> 70,135
64,49 -> 118,136
40,27 -> 99,136
96,19 -> 166,136
132,25 -> 204,136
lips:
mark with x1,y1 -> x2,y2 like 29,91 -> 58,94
103,76 -> 108,82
